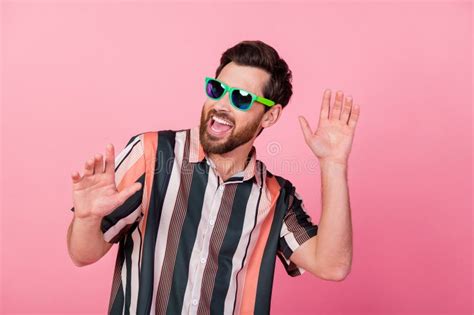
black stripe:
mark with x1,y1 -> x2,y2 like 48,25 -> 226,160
276,250 -> 302,277
232,165 -> 265,314
109,282 -> 125,315
282,180 -> 318,249
224,175 -> 244,183
210,180 -> 253,314
100,173 -> 146,236
254,176 -> 288,315
166,150 -> 210,314
124,231 -> 135,315
274,176 -> 305,276
137,224 -> 143,281
109,240 -> 126,314
291,193 -> 319,236
137,130 -> 176,315
278,236 -> 293,260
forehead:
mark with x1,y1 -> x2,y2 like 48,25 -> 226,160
216,61 -> 270,95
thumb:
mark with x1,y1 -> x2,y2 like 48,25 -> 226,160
117,182 -> 142,204
298,115 -> 313,142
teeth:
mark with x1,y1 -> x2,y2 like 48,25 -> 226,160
212,115 -> 233,126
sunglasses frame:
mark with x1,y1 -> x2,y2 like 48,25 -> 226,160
204,76 -> 276,111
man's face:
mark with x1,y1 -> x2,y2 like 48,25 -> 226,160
199,62 -> 270,155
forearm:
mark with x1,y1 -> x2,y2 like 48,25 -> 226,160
315,160 -> 353,277
67,215 -> 110,267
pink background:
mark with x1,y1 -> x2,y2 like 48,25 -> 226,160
1,1 -> 472,314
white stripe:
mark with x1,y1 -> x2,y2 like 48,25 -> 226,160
149,130 -> 186,315
128,225 -> 142,314
114,135 -> 143,188
283,228 -> 306,274
115,135 -> 141,167
103,205 -> 141,242
282,221 -> 301,254
120,252 -> 127,315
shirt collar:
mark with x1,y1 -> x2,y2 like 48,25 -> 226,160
189,125 -> 261,185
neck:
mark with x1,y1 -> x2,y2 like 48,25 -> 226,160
207,141 -> 254,182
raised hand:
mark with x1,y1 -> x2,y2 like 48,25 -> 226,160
70,143 -> 142,220
298,89 -> 360,166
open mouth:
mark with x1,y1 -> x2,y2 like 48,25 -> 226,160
207,114 -> 234,138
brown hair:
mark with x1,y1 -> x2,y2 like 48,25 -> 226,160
215,40 -> 293,112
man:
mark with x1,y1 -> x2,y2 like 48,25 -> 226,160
67,40 -> 359,315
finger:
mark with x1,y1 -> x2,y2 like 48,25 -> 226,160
348,104 -> 360,129
104,144 -> 115,174
84,158 -> 95,176
94,154 -> 104,174
71,171 -> 82,184
117,182 -> 142,204
298,115 -> 313,142
340,95 -> 353,124
330,90 -> 344,120
319,89 -> 331,124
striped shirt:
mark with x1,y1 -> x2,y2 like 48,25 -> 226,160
70,125 -> 318,315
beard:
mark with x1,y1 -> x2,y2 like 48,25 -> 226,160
199,107 -> 263,155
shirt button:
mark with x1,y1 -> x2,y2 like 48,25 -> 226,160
192,299 -> 198,305
219,186 -> 224,191
209,219 -> 215,226
200,257 -> 206,264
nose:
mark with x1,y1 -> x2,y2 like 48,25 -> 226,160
213,91 -> 233,112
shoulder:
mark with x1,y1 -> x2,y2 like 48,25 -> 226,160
259,166 -> 297,205
138,127 -> 189,138
134,127 -> 192,145
264,168 -> 295,193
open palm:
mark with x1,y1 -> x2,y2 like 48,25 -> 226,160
71,144 -> 142,220
298,89 -> 360,165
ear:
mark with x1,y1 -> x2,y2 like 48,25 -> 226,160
261,104 -> 283,128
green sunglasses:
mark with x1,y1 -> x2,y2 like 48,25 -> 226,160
204,76 -> 276,111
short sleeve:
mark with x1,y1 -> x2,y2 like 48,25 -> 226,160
70,134 -> 146,244
277,182 -> 318,277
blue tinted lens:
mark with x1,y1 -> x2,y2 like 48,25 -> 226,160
206,79 -> 225,99
231,89 -> 253,110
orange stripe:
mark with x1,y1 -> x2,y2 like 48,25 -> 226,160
140,132 -> 158,258
116,156 -> 145,192
240,176 -> 281,314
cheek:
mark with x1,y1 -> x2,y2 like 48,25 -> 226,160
202,101 -> 213,115
234,113 -> 258,129
232,111 -> 245,124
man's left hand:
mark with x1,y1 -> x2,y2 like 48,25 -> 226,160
298,89 -> 360,166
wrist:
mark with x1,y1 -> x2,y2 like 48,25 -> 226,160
74,213 -> 103,225
319,158 -> 348,170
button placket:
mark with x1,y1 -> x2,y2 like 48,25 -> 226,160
190,171 -> 224,310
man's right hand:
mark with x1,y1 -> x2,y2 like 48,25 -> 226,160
70,143 -> 143,221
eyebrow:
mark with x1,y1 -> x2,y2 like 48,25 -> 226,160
219,78 -> 260,96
